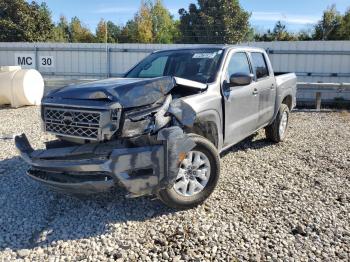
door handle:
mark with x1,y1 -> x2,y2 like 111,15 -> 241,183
252,88 -> 258,95
271,84 -> 275,90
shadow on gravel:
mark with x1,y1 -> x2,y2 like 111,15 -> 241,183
0,156 -> 176,252
220,133 -> 275,158
0,105 -> 14,111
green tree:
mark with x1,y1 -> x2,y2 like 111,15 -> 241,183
297,29 -> 313,41
120,20 -> 138,43
172,20 -> 182,43
52,15 -> 70,42
96,19 -> 108,43
69,16 -> 95,43
0,0 -> 53,42
339,8 -> 350,40
151,0 -> 177,43
35,2 -> 54,41
120,0 -> 179,43
254,29 -> 273,42
178,4 -> 203,43
313,5 -> 342,40
179,0 -> 251,44
96,19 -> 122,43
255,21 -> 298,41
106,21 -> 121,43
272,21 -> 297,41
135,1 -> 153,43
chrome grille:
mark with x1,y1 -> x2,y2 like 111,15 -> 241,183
44,107 -> 102,140
45,123 -> 99,139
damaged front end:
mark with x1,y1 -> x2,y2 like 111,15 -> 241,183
15,76 -> 201,197
15,127 -> 195,197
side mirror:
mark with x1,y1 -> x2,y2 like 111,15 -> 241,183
229,73 -> 254,87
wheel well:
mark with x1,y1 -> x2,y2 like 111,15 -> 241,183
184,121 -> 218,148
282,95 -> 293,110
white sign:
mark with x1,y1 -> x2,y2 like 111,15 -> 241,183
15,53 -> 36,68
193,52 -> 217,59
39,56 -> 55,68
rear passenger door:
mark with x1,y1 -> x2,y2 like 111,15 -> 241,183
250,52 -> 276,127
222,51 -> 259,147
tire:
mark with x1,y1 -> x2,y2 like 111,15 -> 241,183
265,104 -> 290,143
158,134 -> 220,209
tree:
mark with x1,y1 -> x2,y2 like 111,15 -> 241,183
255,21 -> 297,41
313,5 -> 342,40
179,0 -> 251,44
297,29 -> 313,41
120,1 -> 153,43
120,0 -> 179,43
339,8 -> 350,40
35,2 -> 54,41
0,0 -> 53,42
120,20 -> 138,43
272,21 -> 297,41
52,15 -> 70,42
69,16 -> 95,43
106,21 -> 121,43
135,1 -> 153,43
151,0 -> 177,43
96,19 -> 107,43
178,4 -> 203,43
254,29 -> 273,42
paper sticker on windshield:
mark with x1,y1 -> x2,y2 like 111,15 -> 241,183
193,53 -> 217,59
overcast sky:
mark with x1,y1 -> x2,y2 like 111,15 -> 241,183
33,0 -> 349,32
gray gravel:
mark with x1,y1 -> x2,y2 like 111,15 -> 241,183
0,106 -> 349,261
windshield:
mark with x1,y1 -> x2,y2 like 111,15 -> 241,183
125,48 -> 224,83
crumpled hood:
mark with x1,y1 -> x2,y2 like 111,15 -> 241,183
46,76 -> 176,108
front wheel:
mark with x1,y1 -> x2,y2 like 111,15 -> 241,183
265,104 -> 290,143
158,135 -> 220,209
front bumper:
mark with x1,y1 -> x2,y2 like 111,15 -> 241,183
14,127 -> 195,197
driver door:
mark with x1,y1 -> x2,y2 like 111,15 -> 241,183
222,51 -> 259,147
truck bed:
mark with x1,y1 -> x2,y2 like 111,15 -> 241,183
275,72 -> 297,109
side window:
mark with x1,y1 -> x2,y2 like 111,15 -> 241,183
138,56 -> 168,78
226,52 -> 251,80
251,52 -> 269,79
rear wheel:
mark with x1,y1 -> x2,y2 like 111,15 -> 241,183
265,104 -> 290,142
158,135 -> 220,209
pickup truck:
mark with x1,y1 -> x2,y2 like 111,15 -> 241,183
15,46 -> 297,209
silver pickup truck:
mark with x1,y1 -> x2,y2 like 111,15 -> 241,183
15,46 -> 297,209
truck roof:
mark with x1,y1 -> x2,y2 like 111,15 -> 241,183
153,45 -> 266,53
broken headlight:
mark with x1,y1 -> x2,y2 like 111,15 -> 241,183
121,96 -> 172,138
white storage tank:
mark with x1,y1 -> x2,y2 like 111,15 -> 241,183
0,66 -> 44,108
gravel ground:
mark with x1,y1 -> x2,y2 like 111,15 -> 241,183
0,106 -> 349,262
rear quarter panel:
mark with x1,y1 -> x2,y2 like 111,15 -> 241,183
271,73 -> 297,123
276,73 -> 297,108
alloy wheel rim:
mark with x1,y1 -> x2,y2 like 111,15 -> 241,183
279,111 -> 288,138
173,150 -> 211,197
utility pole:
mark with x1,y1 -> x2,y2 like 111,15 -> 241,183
105,21 -> 109,78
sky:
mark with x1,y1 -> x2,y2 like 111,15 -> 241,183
33,0 -> 350,33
